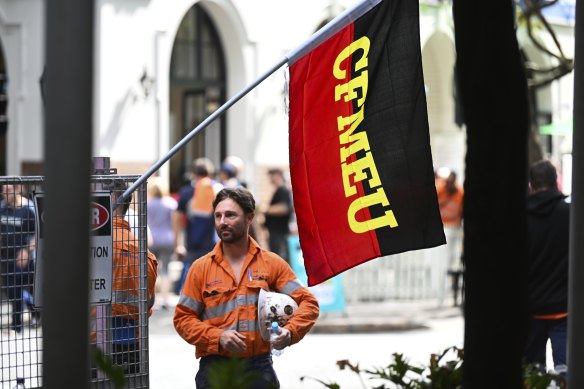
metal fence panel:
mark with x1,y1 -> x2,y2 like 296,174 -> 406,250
342,245 -> 452,304
0,175 -> 150,389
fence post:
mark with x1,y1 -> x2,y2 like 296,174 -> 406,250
43,1 -> 94,387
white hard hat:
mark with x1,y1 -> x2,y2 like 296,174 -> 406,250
257,289 -> 298,341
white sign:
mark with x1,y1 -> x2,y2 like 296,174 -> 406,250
33,192 -> 113,305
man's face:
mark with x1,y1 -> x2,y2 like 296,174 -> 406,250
268,172 -> 282,186
214,198 -> 252,244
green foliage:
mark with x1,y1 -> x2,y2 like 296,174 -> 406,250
523,363 -> 566,389
301,347 -> 566,389
300,375 -> 341,389
93,348 -> 125,389
301,346 -> 463,389
207,357 -> 278,389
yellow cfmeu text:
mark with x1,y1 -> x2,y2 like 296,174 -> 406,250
333,36 -> 398,234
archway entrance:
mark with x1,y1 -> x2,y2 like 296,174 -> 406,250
169,3 -> 226,192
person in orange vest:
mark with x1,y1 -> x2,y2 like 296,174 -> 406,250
173,158 -> 223,295
436,169 -> 464,306
109,180 -> 158,373
174,187 -> 319,389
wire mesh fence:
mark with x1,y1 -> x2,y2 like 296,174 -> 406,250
0,175 -> 151,389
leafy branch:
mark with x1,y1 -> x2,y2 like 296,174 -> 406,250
300,346 -> 566,389
519,0 -> 574,90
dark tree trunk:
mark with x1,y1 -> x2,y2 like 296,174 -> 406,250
453,2 -> 529,388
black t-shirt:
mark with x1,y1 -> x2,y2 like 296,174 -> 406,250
264,186 -> 292,234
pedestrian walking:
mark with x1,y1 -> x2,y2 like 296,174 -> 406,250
0,184 -> 37,333
147,182 -> 178,309
262,168 -> 293,263
173,158 -> 223,294
436,168 -> 464,306
524,160 -> 569,378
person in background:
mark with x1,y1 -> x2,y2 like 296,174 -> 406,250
108,181 -> 158,373
147,181 -> 177,309
174,187 -> 319,389
436,168 -> 464,306
0,184 -> 37,334
218,155 -> 246,188
262,168 -> 293,263
524,160 -> 569,378
173,158 -> 223,294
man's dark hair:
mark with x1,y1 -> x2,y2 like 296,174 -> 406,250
529,160 -> 558,191
268,168 -> 284,176
107,179 -> 132,215
213,187 -> 255,215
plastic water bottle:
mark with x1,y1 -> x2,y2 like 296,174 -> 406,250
270,322 -> 283,357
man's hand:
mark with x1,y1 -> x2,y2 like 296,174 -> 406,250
219,330 -> 247,353
271,327 -> 292,350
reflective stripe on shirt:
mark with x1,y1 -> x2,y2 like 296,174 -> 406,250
280,279 -> 303,295
202,293 -> 259,320
179,294 -> 204,316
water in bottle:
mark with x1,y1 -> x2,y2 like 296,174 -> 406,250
270,322 -> 283,357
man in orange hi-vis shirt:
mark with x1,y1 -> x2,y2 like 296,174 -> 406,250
436,168 -> 464,306
108,180 -> 158,374
174,187 -> 319,389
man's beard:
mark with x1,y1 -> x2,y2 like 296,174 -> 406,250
218,226 -> 246,244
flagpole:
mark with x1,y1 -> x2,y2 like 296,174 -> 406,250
122,0 -> 381,202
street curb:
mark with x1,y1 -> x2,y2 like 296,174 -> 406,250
310,303 -> 463,334
311,319 -> 428,334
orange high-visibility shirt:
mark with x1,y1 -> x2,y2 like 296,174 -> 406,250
437,186 -> 464,227
190,177 -> 215,214
111,217 -> 158,318
174,237 -> 320,359
90,217 -> 158,343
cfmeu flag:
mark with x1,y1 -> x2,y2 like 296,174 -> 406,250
287,0 -> 445,286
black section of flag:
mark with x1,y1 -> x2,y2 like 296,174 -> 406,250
352,0 -> 445,253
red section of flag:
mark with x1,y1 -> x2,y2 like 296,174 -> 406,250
289,23 -> 381,286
